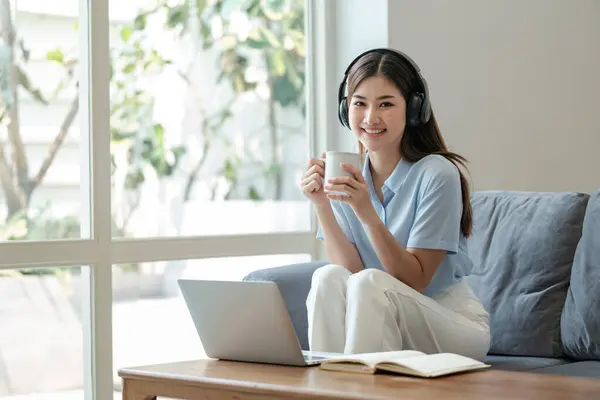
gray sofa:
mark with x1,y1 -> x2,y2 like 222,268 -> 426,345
244,189 -> 600,378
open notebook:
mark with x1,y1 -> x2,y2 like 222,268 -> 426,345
319,350 -> 490,378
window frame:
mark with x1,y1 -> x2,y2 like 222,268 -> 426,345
0,0 -> 332,398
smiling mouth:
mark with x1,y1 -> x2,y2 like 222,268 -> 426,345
361,128 -> 386,137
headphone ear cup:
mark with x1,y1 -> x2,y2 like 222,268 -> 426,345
420,99 -> 432,125
406,94 -> 423,127
338,97 -> 349,128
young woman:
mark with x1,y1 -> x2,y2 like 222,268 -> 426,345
299,48 -> 490,360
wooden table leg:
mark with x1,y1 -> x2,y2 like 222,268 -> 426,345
122,379 -> 157,400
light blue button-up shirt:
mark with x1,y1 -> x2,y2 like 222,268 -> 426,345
316,153 -> 474,296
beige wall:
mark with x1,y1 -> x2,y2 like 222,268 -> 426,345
389,0 -> 599,193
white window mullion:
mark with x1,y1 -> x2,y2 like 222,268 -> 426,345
0,232 -> 317,268
0,240 -> 99,268
111,232 -> 316,264
305,0 -> 337,261
80,0 -> 112,399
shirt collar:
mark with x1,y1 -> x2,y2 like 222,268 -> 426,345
362,153 -> 413,194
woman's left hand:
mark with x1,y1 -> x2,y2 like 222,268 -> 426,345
325,163 -> 379,226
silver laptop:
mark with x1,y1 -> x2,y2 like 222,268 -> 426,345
178,279 -> 337,366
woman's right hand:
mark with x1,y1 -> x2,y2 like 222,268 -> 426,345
300,152 -> 328,206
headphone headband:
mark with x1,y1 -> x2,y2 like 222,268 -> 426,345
343,48 -> 422,76
337,48 -> 431,128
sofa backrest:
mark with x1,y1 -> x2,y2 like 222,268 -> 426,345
466,190 -> 589,358
560,189 -> 600,361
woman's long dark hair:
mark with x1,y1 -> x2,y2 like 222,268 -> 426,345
346,51 -> 473,237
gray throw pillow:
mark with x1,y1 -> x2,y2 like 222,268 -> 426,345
466,191 -> 589,357
561,189 -> 600,360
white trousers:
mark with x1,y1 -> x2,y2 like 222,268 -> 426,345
306,264 -> 491,360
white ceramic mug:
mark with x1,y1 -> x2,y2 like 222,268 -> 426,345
324,151 -> 361,196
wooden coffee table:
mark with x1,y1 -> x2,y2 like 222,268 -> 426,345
118,358 -> 600,399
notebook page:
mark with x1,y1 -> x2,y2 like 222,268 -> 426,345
388,353 -> 486,375
326,350 -> 424,366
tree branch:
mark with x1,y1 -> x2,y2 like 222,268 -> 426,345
0,0 -> 15,44
32,92 -> 79,187
177,69 -> 191,85
121,191 -> 141,234
17,65 -> 49,105
0,139 -> 24,213
181,95 -> 238,201
182,139 -> 210,202
0,0 -> 29,187
6,91 -> 28,185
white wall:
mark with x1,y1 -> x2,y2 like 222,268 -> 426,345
332,0 -> 390,152
388,0 -> 600,193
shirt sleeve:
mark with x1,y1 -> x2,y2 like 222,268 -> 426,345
406,160 -> 462,254
316,201 -> 356,244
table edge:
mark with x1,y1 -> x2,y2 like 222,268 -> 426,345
118,368 -> 377,400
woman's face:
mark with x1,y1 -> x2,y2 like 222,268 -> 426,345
348,75 -> 406,155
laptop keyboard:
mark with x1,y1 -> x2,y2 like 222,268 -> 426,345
304,354 -> 327,361
302,351 -> 329,362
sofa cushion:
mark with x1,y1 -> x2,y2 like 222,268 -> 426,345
561,189 -> 600,360
244,261 -> 328,350
534,361 -> 600,378
484,355 -> 571,372
466,191 -> 589,357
